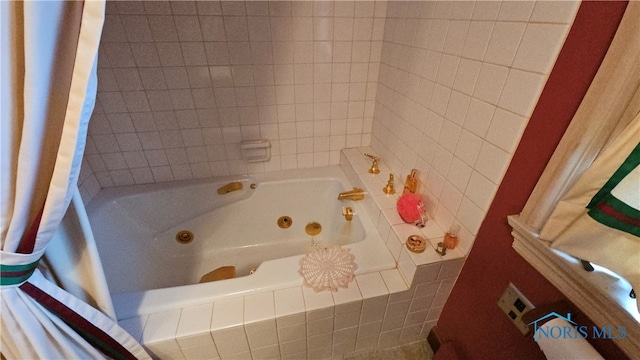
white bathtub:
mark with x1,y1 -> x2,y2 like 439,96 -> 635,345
87,166 -> 395,319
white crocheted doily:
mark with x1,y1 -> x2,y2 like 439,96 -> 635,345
298,246 -> 357,292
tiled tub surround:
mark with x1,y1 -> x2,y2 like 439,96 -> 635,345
118,149 -> 465,359
78,0 -> 580,248
340,149 -> 466,279
124,266 -> 461,360
368,1 -> 579,255
79,0 -> 387,203
86,0 -> 580,357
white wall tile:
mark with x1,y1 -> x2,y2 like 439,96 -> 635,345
452,58 -> 481,96
174,15 -> 202,41
97,92 -> 129,113
245,291 -> 275,324
498,69 -> 546,117
380,269 -> 409,294
177,303 -> 213,338
291,2 -> 311,17
275,287 -> 306,317
306,316 -> 334,338
142,309 -> 181,343
397,249 -> 417,284
180,340 -> 219,360
199,16 -> 226,42
249,344 -> 279,359
211,297 -> 244,330
443,20 -> 469,56
156,42 -> 185,66
122,15 -> 153,43
447,157 -> 472,193
430,83 -> 450,116
169,1 -> 197,15
484,22 -> 526,67
334,18 -> 354,42
223,16 -> 248,42
102,42 -> 137,68
355,273 -> 389,299
144,339 -> 184,359
462,98 -> 494,139
278,321 -> 307,342
513,23 -> 570,74
462,21 -> 495,60
280,337 -> 308,357
435,54 -> 459,88
211,326 -> 250,356
530,1 -> 580,24
431,145 -> 453,178
475,141 -> 510,184
471,2 -> 500,21
465,171 -> 497,212
427,19 -> 449,52
163,67 -> 190,89
472,63 -> 508,105
138,67 -> 168,90
486,108 -> 527,154
332,280 -> 362,306
302,285 -> 335,312
148,15 -> 178,42
367,0 -> 576,261
437,120 -> 461,154
314,17 -> 334,41
246,320 -> 279,349
194,1 -> 221,16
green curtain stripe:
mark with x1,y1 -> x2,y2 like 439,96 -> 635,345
0,259 -> 41,272
587,143 -> 640,209
586,143 -> 640,238
600,195 -> 640,219
0,259 -> 41,286
0,271 -> 37,286
589,208 -> 640,237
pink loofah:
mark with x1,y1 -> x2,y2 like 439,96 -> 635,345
397,191 -> 424,223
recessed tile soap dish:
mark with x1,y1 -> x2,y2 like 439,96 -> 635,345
240,139 -> 271,162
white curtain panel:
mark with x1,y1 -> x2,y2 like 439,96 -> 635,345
540,113 -> 640,312
0,1 -> 149,358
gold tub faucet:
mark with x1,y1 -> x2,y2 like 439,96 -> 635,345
342,207 -> 354,221
364,154 -> 380,174
338,187 -> 365,201
217,181 -> 243,194
383,173 -> 395,194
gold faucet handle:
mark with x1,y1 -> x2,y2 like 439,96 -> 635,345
383,173 -> 395,194
342,206 -> 354,221
364,153 -> 379,161
404,169 -> 418,193
364,153 -> 380,174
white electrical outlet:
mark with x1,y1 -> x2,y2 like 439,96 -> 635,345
498,282 -> 535,335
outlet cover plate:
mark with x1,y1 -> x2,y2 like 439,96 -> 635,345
498,282 -> 535,335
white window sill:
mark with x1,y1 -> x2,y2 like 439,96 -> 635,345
508,214 -> 640,356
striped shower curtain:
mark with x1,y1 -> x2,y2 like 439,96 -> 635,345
0,1 -> 149,358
